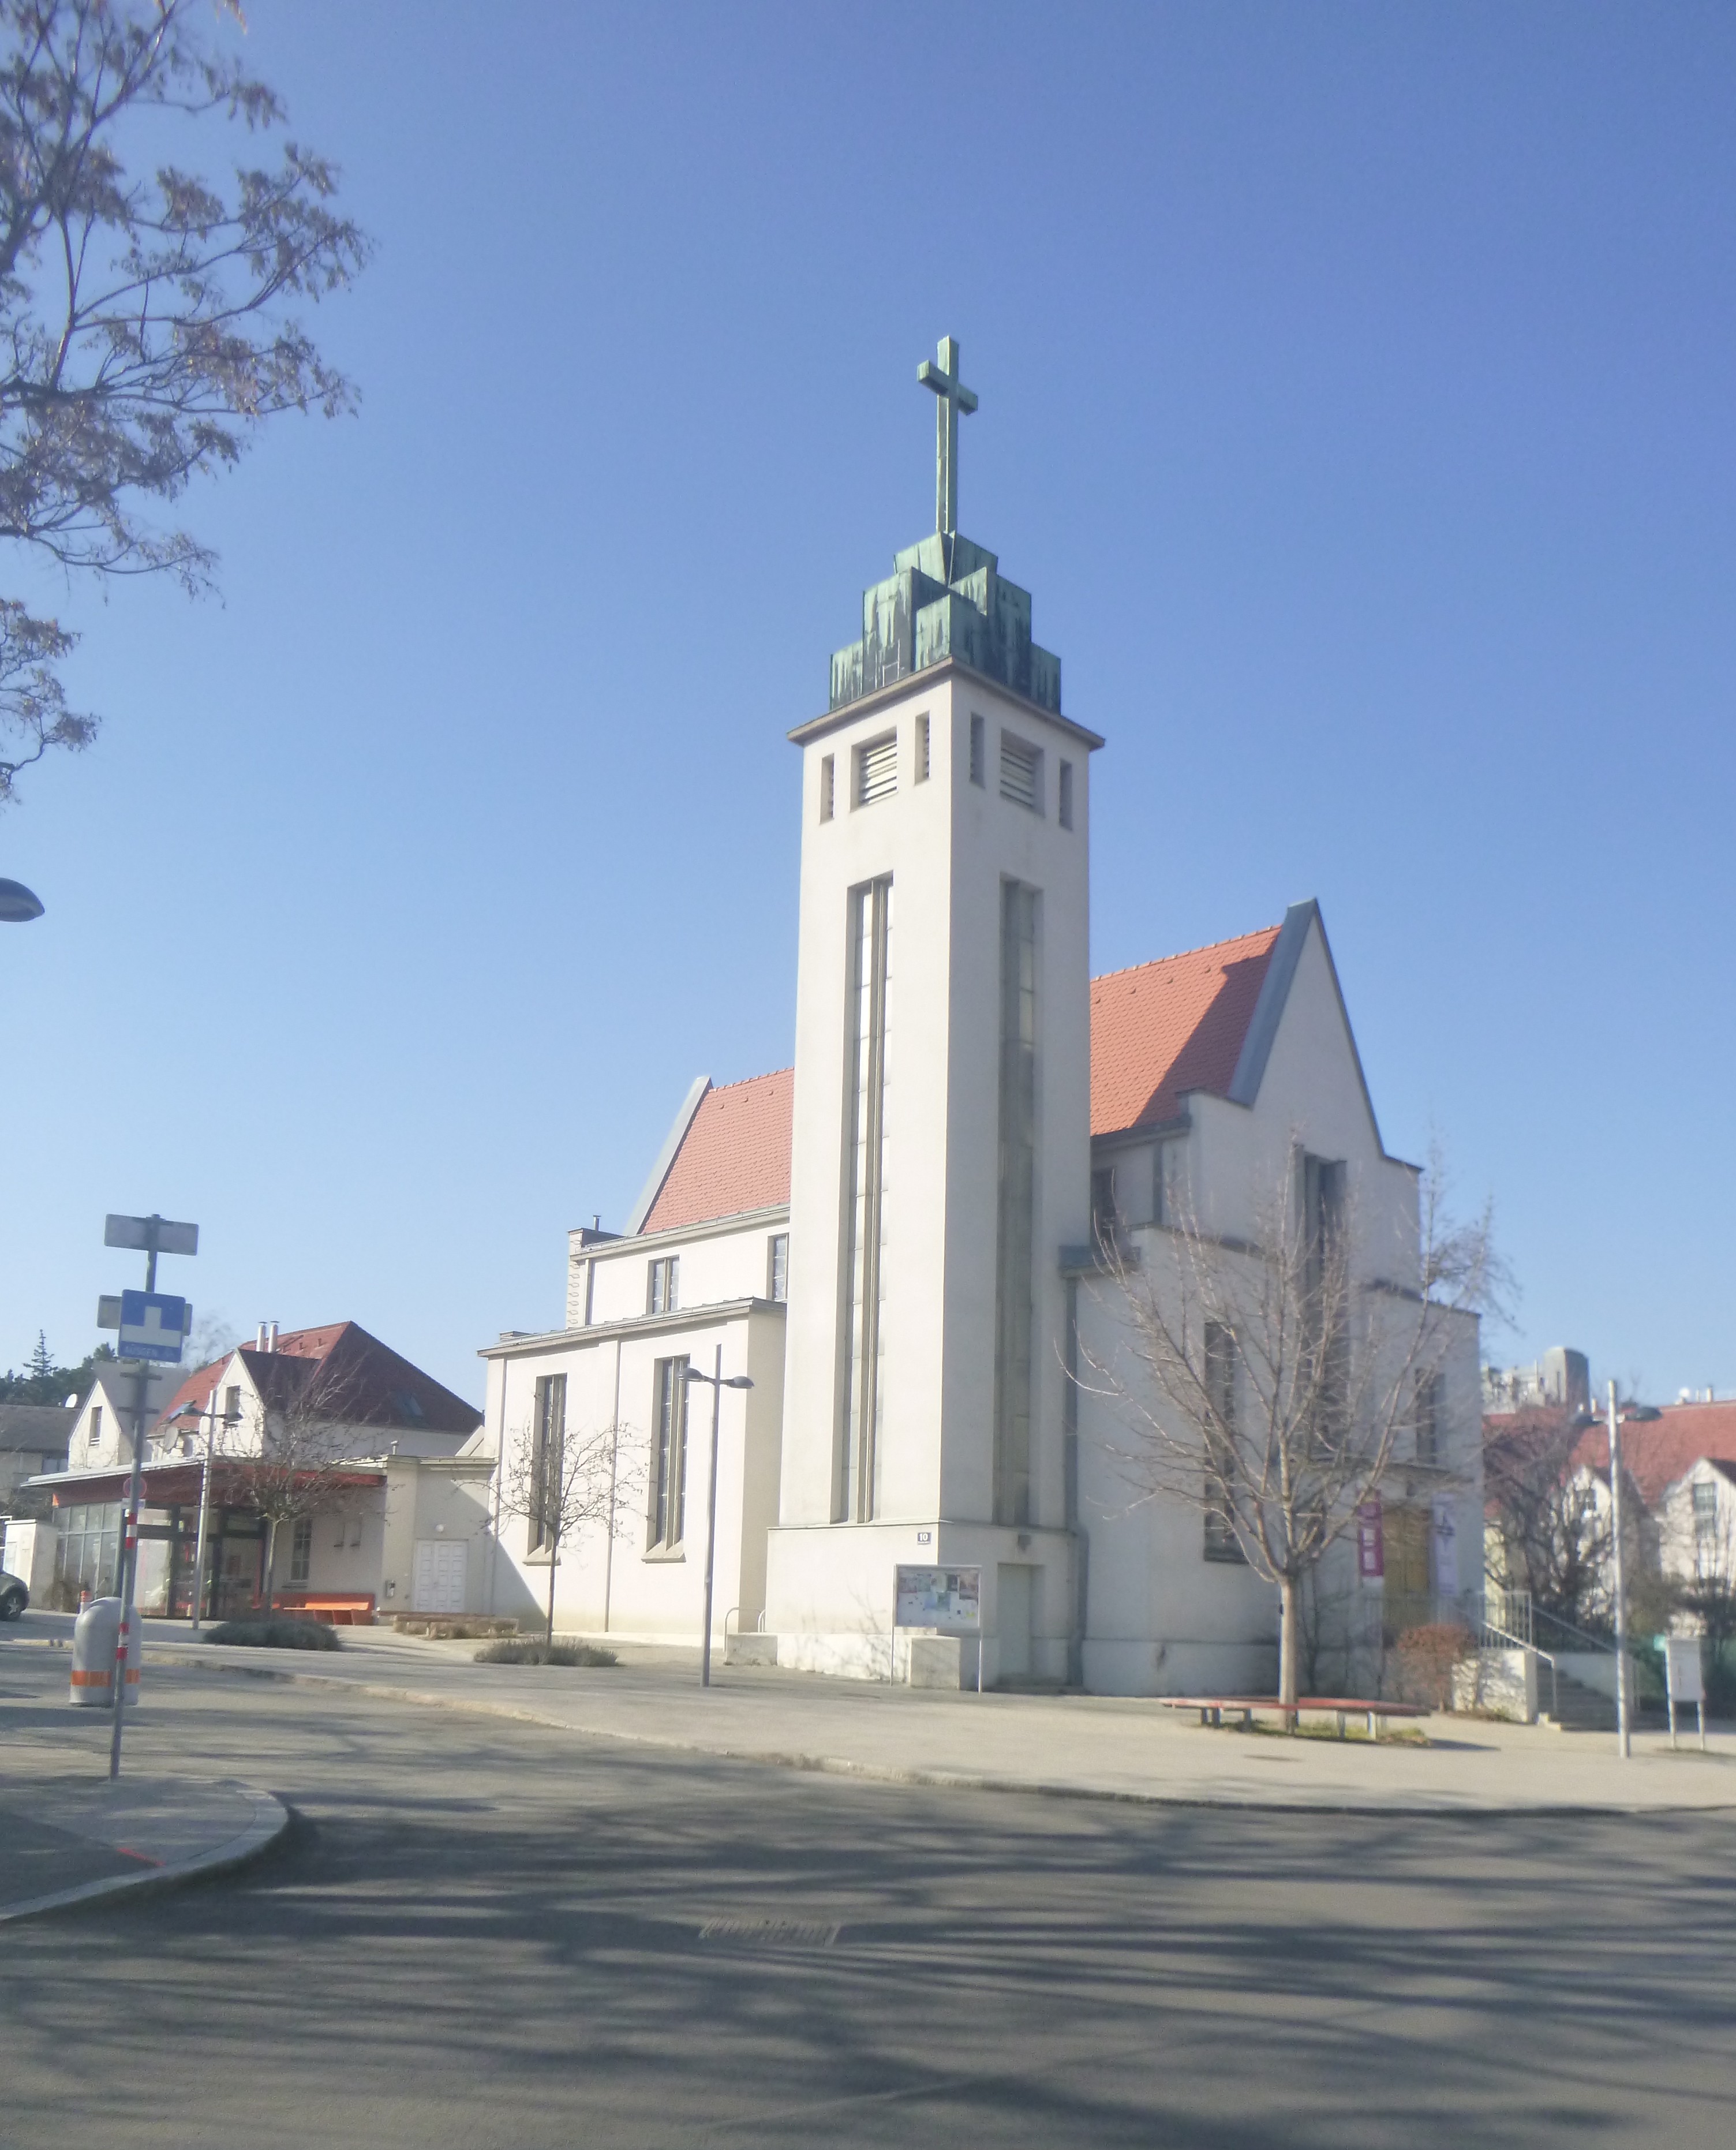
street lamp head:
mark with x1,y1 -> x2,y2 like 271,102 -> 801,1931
0,876 -> 44,923
723,1376 -> 754,1390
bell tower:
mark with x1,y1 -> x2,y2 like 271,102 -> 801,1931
764,342 -> 1103,1684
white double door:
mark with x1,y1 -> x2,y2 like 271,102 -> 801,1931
412,1538 -> 467,1613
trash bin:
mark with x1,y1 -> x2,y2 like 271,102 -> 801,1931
70,1595 -> 140,1708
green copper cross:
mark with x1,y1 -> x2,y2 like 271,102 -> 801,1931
918,335 -> 977,536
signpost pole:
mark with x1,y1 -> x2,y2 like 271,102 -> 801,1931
109,1220 -> 163,1780
100,1211 -> 198,1781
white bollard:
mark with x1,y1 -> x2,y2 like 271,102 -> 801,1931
70,1595 -> 140,1708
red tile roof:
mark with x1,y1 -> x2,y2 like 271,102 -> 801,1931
1572,1401 -> 1736,1508
642,1070 -> 795,1235
631,923 -> 1292,1233
1089,924 -> 1282,1137
154,1323 -> 482,1439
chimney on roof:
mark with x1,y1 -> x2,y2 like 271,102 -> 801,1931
267,1321 -> 279,1353
256,1322 -> 267,1351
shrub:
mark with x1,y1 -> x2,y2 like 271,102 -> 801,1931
474,1639 -> 617,1667
205,1617 -> 343,1651
1393,1622 -> 1475,1710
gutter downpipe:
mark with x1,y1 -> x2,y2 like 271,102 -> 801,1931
488,1361 -> 508,1616
603,1336 -> 623,1633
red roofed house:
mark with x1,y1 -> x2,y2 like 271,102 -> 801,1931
1565,1401 -> 1736,1621
29,1322 -> 488,1621
481,382 -> 1482,1691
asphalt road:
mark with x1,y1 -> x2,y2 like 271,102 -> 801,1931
3,1654 -> 1734,2149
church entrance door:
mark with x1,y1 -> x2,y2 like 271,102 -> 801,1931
996,1563 -> 1034,1683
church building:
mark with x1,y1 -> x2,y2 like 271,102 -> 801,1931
480,343 -> 1483,1693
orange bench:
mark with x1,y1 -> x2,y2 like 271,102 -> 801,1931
1155,1695 -> 1430,1740
267,1591 -> 377,1627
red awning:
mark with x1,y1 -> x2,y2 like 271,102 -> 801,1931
42,1460 -> 387,1508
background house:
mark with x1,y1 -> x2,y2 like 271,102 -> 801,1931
25,1322 -> 491,1620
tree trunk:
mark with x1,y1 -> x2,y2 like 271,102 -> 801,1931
545,1539 -> 558,1647
1278,1573 -> 1300,1722
261,1518 -> 277,1616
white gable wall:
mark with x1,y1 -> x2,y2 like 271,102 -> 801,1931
1074,913 -> 1483,1695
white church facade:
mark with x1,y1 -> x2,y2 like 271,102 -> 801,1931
481,343 -> 1483,1694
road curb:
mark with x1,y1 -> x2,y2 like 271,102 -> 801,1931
0,1782 -> 290,1925
142,1647 -> 1736,1818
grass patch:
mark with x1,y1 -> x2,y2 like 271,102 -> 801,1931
205,1617 -> 342,1651
474,1639 -> 618,1667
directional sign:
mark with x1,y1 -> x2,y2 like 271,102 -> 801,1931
117,1291 -> 190,1363
105,1214 -> 199,1258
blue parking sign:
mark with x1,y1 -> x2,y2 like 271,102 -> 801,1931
118,1290 -> 189,1363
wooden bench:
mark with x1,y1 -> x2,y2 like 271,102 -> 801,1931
1154,1695 -> 1431,1741
268,1591 -> 377,1627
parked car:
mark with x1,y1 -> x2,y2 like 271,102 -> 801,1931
0,1569 -> 29,1619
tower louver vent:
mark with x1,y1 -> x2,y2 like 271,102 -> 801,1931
1000,734 -> 1040,812
856,733 -> 898,806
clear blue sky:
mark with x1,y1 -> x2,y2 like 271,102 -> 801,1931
3,2 -> 1731,1405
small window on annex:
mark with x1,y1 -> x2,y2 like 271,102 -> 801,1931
88,1405 -> 102,1449
648,1255 -> 679,1316
1090,1164 -> 1118,1244
649,1356 -> 689,1551
290,1517 -> 314,1585
768,1232 -> 790,1303
968,713 -> 986,787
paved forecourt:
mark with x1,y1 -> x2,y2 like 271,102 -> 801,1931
16,1609 -> 1734,1812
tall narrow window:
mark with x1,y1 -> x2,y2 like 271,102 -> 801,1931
1058,758 -> 1074,829
969,713 -> 985,787
650,1356 -> 688,1550
855,731 -> 897,806
915,712 -> 931,782
993,880 -> 1038,1525
89,1405 -> 102,1449
839,874 -> 893,1521
1000,732 -> 1042,812
768,1232 -> 789,1303
1413,1373 -> 1442,1467
819,754 -> 835,822
1300,1152 -> 1348,1443
290,1517 -> 313,1584
225,1386 -> 241,1423
648,1256 -> 678,1315
1202,1322 -> 1246,1564
529,1373 -> 566,1551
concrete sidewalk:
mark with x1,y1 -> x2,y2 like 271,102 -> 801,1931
91,1614 -> 1736,1813
0,1752 -> 288,1924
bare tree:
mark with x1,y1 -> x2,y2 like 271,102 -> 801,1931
1088,1141 -> 1502,1709
497,1416 -> 643,1646
0,0 -> 368,803
217,1353 -> 369,1611
1483,1405 -> 1614,1631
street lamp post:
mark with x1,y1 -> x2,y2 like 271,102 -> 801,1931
683,1348 -> 754,1689
1605,1386 -> 1662,1762
167,1398 -> 233,1634
1607,1381 -> 1630,1760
